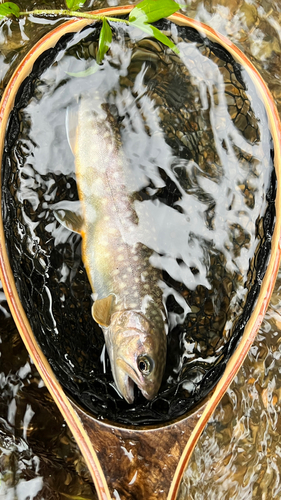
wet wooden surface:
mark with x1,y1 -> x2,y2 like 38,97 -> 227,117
74,400 -> 207,500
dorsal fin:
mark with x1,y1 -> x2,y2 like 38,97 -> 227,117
92,295 -> 114,327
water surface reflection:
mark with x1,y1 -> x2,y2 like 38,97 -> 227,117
1,0 -> 281,498
0,282 -> 97,499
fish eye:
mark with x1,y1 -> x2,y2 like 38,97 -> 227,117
137,355 -> 154,376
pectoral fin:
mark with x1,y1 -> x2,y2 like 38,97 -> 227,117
53,200 -> 84,234
92,295 -> 114,327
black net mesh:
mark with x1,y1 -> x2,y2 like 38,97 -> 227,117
1,19 -> 276,426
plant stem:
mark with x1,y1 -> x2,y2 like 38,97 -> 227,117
103,16 -> 130,24
18,9 -> 130,24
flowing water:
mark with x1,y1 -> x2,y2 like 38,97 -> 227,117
1,0 -> 281,498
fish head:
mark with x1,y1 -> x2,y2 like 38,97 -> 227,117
103,310 -> 167,404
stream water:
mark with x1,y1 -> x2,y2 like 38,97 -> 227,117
1,0 -> 281,499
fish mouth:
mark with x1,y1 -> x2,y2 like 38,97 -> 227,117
120,372 -> 135,404
115,358 -> 143,404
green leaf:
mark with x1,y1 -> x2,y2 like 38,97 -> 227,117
66,64 -> 99,77
0,2 -> 20,18
65,0 -> 86,11
131,20 -> 180,54
129,0 -> 180,24
96,18 -> 112,65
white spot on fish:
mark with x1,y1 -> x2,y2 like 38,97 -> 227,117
92,178 -> 104,192
117,254 -> 125,261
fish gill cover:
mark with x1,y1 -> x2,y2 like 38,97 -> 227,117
1,19 -> 276,425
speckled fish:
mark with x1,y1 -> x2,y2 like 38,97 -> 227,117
55,94 -> 167,403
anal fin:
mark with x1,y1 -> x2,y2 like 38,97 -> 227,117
52,200 -> 84,234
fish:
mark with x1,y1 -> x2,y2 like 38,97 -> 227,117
55,94 -> 167,404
